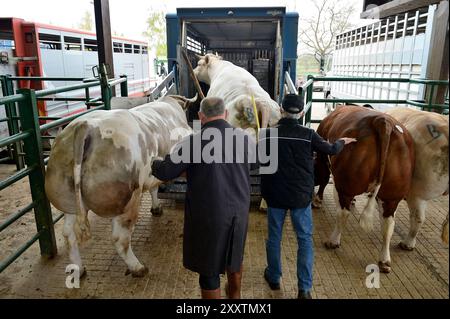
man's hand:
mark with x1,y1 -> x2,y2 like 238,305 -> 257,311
151,156 -> 164,176
340,137 -> 357,145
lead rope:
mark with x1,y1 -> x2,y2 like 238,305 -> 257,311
251,94 -> 260,139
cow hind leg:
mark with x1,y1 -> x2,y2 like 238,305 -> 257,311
377,199 -> 397,274
324,187 -> 352,249
399,197 -> 426,251
312,183 -> 326,209
150,188 -> 163,217
63,213 -> 86,278
311,194 -> 322,209
112,189 -> 148,277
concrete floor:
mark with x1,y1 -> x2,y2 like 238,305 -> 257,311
0,188 -> 448,299
1,96 -> 447,299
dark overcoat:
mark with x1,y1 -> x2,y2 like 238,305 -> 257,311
152,119 -> 256,276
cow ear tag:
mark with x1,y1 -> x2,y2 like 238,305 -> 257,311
395,125 -> 404,134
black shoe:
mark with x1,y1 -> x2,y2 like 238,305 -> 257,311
264,268 -> 280,290
298,290 -> 312,299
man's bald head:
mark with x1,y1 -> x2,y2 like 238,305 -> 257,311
200,97 -> 225,118
198,97 -> 228,124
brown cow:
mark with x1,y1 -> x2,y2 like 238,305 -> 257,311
386,107 -> 448,249
314,106 -> 415,273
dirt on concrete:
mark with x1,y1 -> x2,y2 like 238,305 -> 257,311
0,163 -> 448,299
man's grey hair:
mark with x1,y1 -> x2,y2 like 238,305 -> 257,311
282,110 -> 301,119
200,97 -> 225,118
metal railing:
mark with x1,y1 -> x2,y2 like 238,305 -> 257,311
0,69 -> 128,274
293,74 -> 449,127
149,68 -> 176,101
283,71 -> 313,127
0,69 -> 129,170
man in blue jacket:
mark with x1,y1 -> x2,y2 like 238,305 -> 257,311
260,94 -> 356,299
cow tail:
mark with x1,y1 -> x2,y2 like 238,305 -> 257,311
72,122 -> 91,245
359,116 -> 393,232
442,214 -> 449,244
374,116 -> 393,185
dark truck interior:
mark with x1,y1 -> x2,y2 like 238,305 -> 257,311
179,17 -> 282,122
160,16 -> 283,199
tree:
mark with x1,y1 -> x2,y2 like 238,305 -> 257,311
298,0 -> 355,72
113,31 -> 125,37
78,10 -> 94,31
143,11 -> 167,58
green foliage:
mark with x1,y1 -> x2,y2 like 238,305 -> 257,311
78,11 -> 93,31
143,11 -> 167,58
113,31 -> 125,37
297,54 -> 321,80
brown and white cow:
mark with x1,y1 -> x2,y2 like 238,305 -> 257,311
193,53 -> 281,137
385,107 -> 449,248
314,106 -> 415,273
45,96 -> 193,277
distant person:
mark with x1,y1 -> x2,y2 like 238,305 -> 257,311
160,62 -> 167,77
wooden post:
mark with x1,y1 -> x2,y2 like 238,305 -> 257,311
181,49 -> 205,100
361,0 -> 442,19
94,0 -> 115,96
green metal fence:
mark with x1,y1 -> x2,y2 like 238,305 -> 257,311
0,65 -> 129,169
0,68 -> 128,273
299,75 -> 449,127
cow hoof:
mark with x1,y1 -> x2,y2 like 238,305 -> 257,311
80,267 -> 87,279
125,266 -> 148,277
378,261 -> 391,274
312,196 -> 322,209
324,241 -> 340,249
151,206 -> 163,217
398,242 -> 414,251
312,202 -> 322,209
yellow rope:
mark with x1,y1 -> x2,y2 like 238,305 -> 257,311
251,94 -> 260,135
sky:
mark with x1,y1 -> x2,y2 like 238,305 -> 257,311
2,0 -> 371,56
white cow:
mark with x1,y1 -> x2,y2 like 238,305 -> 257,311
193,53 -> 281,135
386,107 -> 449,248
45,96 -> 193,277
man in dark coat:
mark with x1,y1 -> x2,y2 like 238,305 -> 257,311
260,94 -> 356,299
151,97 -> 256,299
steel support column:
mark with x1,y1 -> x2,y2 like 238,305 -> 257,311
94,0 -> 115,96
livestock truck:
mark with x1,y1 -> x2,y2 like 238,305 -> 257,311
0,17 -> 152,140
324,2 -> 449,112
157,6 -> 299,199
165,7 -> 298,109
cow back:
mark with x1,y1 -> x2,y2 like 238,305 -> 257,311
386,107 -> 449,199
316,106 -> 415,202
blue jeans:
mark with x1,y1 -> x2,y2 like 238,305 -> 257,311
265,205 -> 314,292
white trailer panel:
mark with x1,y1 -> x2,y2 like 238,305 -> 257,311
328,5 -> 436,110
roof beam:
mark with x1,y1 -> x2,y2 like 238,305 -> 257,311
361,0 -> 441,19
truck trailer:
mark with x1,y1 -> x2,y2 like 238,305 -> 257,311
166,7 -> 298,109
157,7 -> 299,199
325,3 -> 448,111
